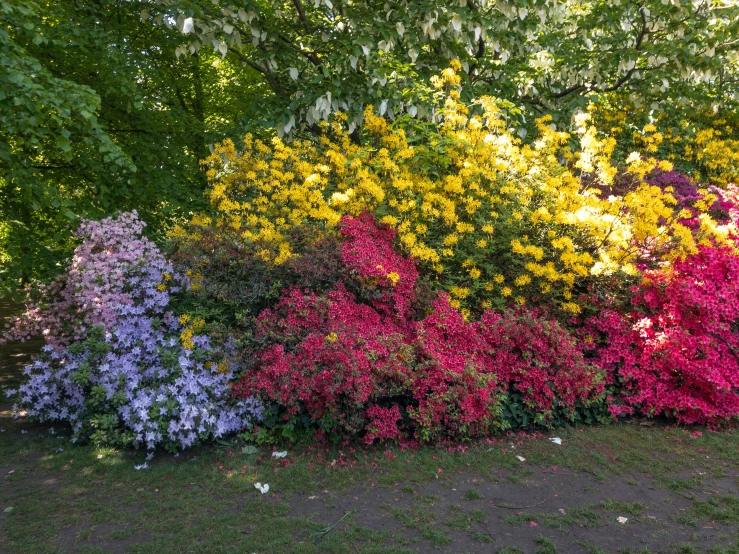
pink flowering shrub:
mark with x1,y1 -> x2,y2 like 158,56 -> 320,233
589,245 -> 739,425
233,286 -> 415,437
339,212 -> 419,319
234,213 -> 604,442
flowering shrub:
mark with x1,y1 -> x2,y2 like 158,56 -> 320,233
6,212 -> 261,450
190,63 -> 735,319
233,214 -> 604,442
591,97 -> 739,187
11,313 -> 261,451
2,211 -> 182,348
589,245 -> 739,425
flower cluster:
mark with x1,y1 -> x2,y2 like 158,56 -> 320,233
233,214 -> 603,442
592,98 -> 739,187
2,211 -> 183,348
588,245 -> 739,425
7,212 -> 261,450
10,313 -> 261,451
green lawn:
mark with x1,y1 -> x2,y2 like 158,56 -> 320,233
2,415 -> 739,553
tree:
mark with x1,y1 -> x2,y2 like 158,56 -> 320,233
152,0 -> 739,133
0,0 -> 263,293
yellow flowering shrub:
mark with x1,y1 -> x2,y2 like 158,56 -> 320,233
591,96 -> 739,186
193,63 -> 730,314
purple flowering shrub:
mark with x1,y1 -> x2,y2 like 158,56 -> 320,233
645,169 -> 735,227
14,314 -> 261,451
6,212 -> 261,451
2,210 -> 182,349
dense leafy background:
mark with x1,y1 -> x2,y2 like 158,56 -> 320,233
2,0 -> 738,295
0,0 -> 264,294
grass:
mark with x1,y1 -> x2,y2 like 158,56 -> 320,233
2,418 -> 739,552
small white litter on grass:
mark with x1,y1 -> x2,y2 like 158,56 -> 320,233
254,483 -> 270,494
617,516 -> 628,525
516,455 -> 526,462
271,451 -> 287,459
549,437 -> 562,445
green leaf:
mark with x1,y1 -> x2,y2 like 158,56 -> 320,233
56,134 -> 71,152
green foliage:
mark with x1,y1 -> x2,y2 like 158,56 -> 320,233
157,0 -> 739,133
0,0 -> 265,294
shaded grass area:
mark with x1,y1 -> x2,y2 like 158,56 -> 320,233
3,332 -> 739,553
2,419 -> 739,553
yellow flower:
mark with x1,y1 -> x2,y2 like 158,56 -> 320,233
191,318 -> 206,333
449,286 -> 470,299
501,287 -> 512,297
469,268 -> 481,279
325,332 -> 338,343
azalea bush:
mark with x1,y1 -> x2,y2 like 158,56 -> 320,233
5,212 -> 261,451
232,213 -> 604,443
191,63 -> 732,319
2,211 -> 185,349
588,245 -> 739,426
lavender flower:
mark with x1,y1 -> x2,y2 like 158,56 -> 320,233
6,212 -> 262,451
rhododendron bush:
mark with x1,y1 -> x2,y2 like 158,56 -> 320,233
4,212 -> 261,451
589,245 -> 739,425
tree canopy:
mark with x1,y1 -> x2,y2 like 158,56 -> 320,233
155,0 -> 739,132
0,0 -> 263,293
